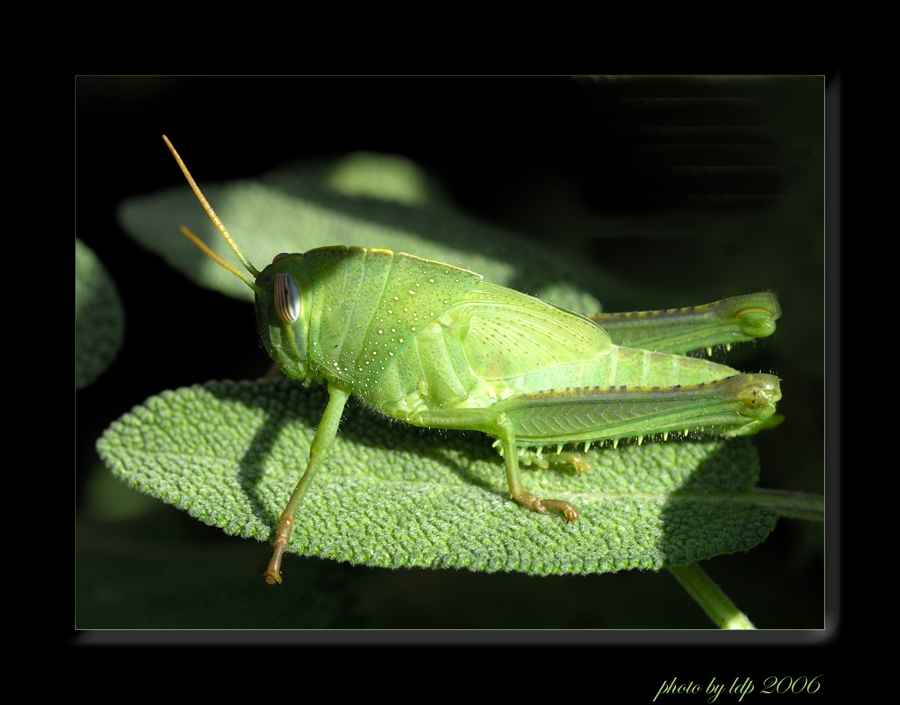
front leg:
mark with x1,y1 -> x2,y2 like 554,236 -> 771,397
264,382 -> 350,585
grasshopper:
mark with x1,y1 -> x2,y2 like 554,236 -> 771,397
162,136 -> 783,585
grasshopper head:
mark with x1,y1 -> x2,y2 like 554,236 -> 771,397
254,253 -> 313,382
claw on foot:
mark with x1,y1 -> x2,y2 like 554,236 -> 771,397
541,499 -> 580,522
515,491 -> 580,522
557,452 -> 592,475
264,548 -> 285,584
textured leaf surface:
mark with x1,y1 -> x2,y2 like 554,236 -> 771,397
97,379 -> 778,576
117,152 -> 611,315
75,238 -> 124,389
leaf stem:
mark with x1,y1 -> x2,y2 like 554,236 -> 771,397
750,488 -> 824,521
668,563 -> 756,629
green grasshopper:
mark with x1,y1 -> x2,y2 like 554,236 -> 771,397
162,136 -> 783,585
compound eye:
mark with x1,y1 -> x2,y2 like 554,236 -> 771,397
272,253 -> 290,263
274,272 -> 300,323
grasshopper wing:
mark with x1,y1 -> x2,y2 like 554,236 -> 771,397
445,282 -> 612,381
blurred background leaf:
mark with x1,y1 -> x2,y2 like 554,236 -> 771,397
75,238 -> 124,389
